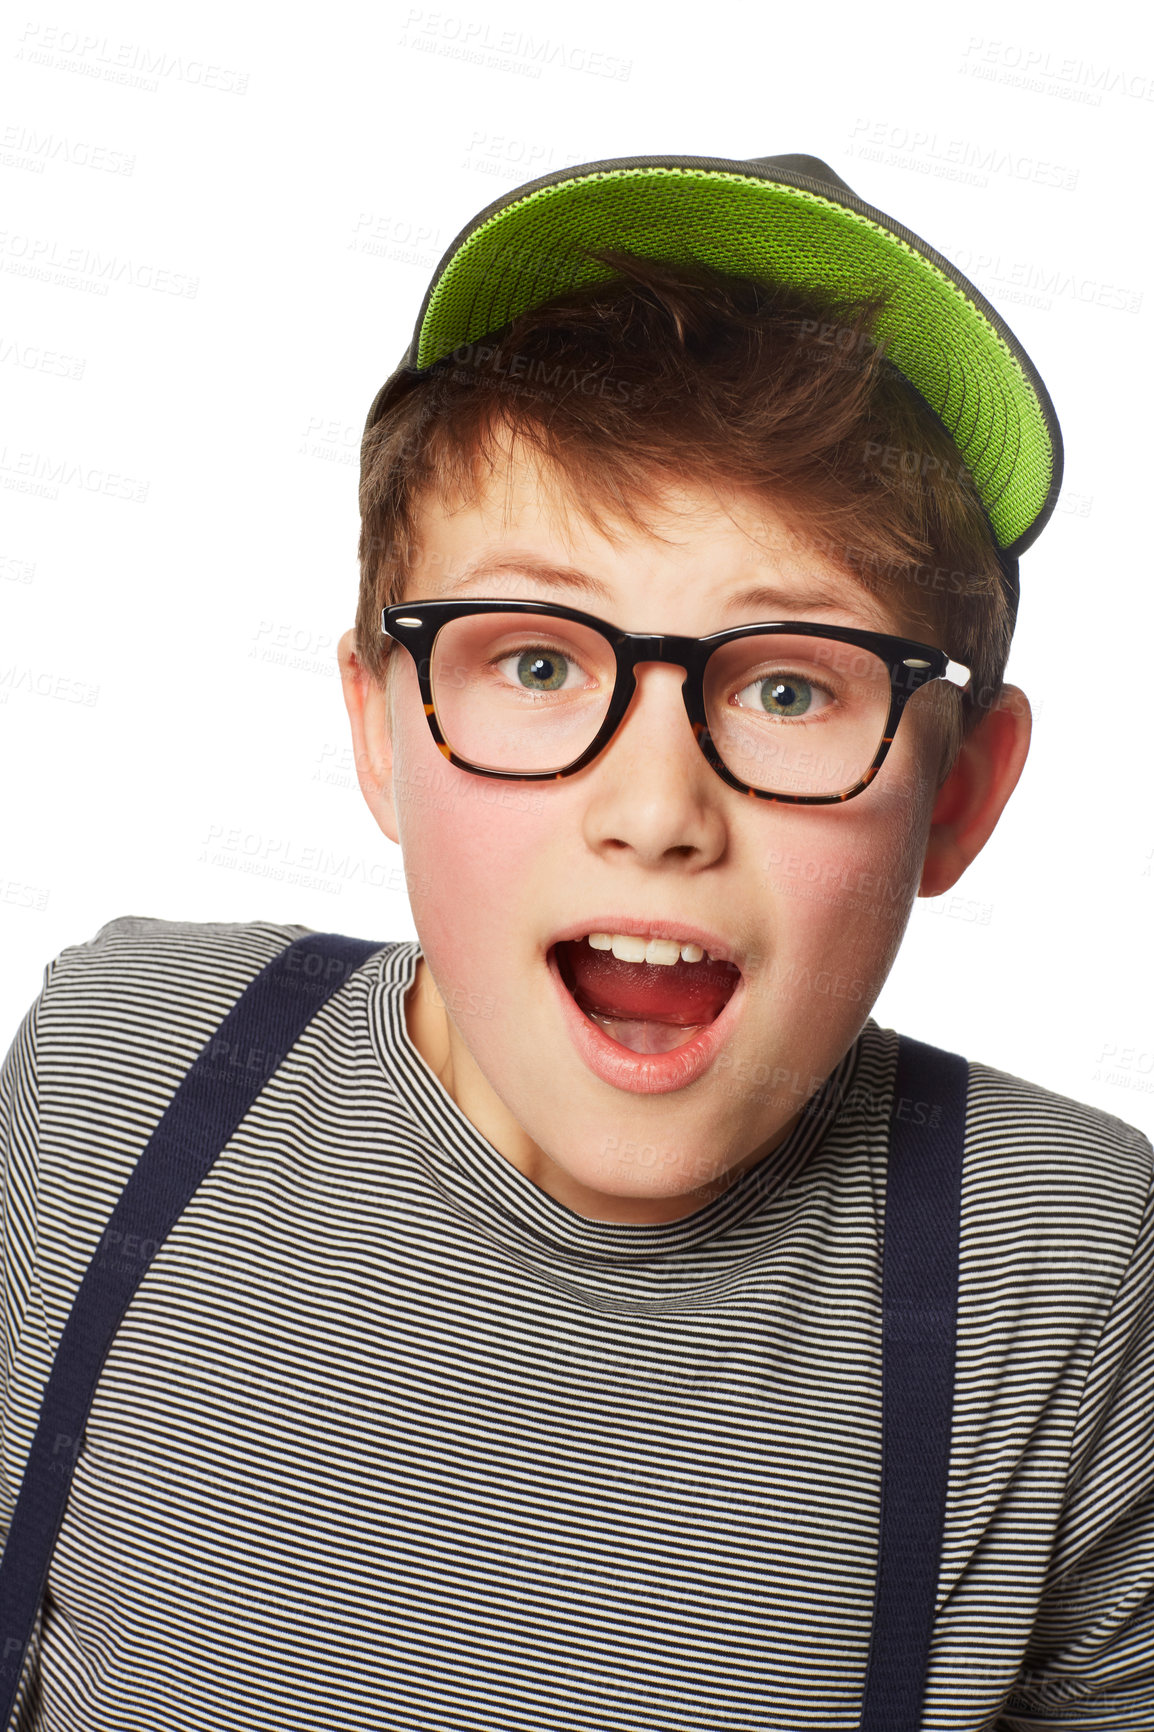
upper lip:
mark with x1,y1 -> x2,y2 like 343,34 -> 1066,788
546,918 -> 744,972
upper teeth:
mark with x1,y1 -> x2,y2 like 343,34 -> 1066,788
586,932 -> 706,966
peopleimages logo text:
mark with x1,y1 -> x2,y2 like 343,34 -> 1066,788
848,120 -> 1078,190
962,37 -> 1154,102
0,232 -> 197,296
397,10 -> 631,79
16,22 -> 249,93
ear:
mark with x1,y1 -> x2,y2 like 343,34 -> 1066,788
337,627 -> 399,845
918,683 -> 1032,898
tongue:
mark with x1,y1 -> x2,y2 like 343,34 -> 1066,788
557,940 -> 740,1027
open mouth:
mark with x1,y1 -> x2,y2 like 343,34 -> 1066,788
551,938 -> 742,1055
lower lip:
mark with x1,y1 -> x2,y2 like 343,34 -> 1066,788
545,947 -> 745,1096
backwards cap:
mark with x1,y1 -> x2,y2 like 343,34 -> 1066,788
363,152 -> 1065,627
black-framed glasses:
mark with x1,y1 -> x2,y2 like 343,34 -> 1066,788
381,599 -> 971,805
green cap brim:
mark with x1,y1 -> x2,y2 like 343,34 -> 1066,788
378,153 -> 1061,561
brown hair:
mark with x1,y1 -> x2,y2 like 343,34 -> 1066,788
356,249 -> 1013,780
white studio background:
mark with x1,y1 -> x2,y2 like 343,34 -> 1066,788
1,0 -> 1151,1141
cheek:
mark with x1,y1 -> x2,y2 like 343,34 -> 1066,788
757,772 -> 936,994
390,707 -> 553,973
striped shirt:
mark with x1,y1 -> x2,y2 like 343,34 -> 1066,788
0,914 -> 1151,1730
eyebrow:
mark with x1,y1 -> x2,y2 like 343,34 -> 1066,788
439,553 -> 874,621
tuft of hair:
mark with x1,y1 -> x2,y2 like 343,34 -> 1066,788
357,249 -> 1014,781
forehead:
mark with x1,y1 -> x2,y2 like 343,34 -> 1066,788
407,438 -> 919,639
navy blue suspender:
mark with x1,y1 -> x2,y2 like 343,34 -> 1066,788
0,933 -> 967,1729
861,1035 -> 966,1729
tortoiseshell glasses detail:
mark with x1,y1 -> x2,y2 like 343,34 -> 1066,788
381,599 -> 971,805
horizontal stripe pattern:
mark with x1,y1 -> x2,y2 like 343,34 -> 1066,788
0,915 -> 1150,1730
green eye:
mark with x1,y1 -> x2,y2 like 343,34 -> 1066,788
515,648 -> 569,691
762,677 -> 813,717
732,672 -> 833,719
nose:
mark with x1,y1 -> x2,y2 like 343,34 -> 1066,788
593,657 -> 699,765
580,660 -> 725,865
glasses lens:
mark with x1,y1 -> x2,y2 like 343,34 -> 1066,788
704,633 -> 891,796
430,612 -> 615,771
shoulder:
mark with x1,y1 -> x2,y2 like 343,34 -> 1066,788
21,915 -> 373,1158
861,1019 -> 1152,1295
867,1017 -> 1151,1195
30,912 -> 413,1092
46,910 -> 313,999
0,918 -> 307,1341
957,1035 -> 1150,1305
34,914 -> 316,1082
962,1051 -> 1152,1214
5,916 -> 398,1306
967,1054 -> 1153,1303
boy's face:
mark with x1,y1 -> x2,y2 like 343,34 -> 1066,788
340,436 -> 1029,1224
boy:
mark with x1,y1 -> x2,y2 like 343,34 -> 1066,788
1,152 -> 1150,1729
